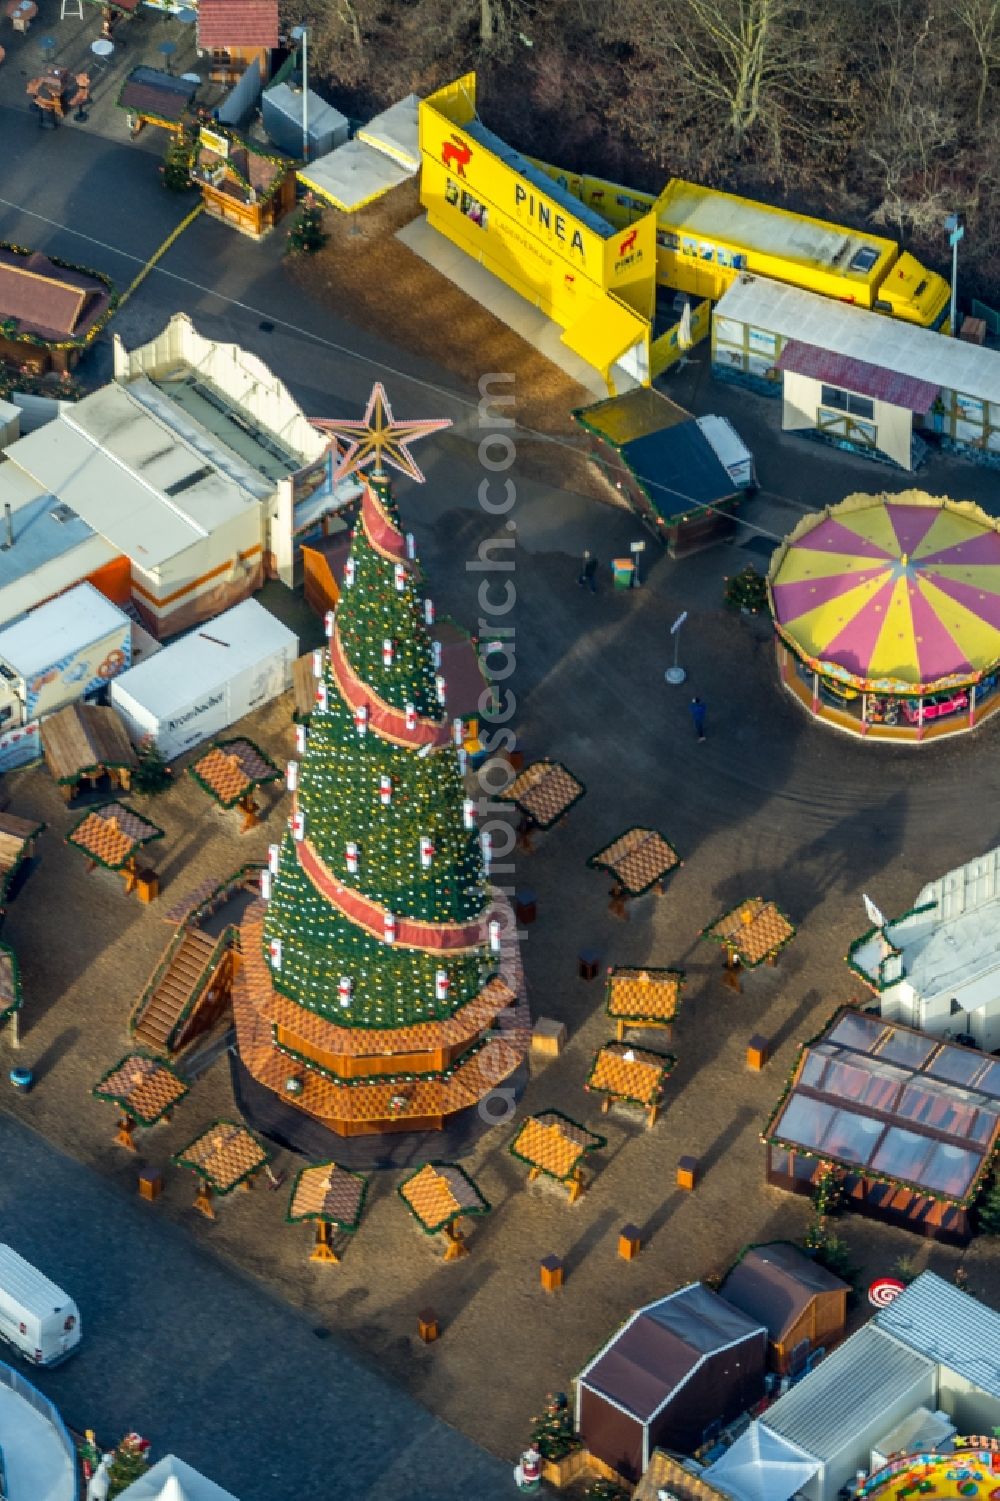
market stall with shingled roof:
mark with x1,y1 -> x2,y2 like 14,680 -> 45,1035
397,1161 -> 489,1260
173,1120 -> 270,1219
0,811 -> 43,914
41,702 -> 137,804
287,1161 -> 368,1263
93,1052 -> 189,1152
606,965 -> 685,1041
509,1110 -> 606,1202
65,801 -> 164,900
117,67 -> 198,137
589,826 -> 681,917
188,738 -> 280,832
501,759 -> 585,848
702,898 -> 796,990
585,1041 -> 676,1128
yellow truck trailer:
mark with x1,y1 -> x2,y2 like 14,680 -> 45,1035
528,161 -> 950,331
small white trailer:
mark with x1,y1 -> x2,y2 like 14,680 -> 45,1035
0,582 -> 132,729
110,598 -> 298,760
0,1245 -> 81,1367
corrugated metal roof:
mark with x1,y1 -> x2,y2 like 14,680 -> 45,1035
875,1269 -> 1000,1398
776,340 -> 940,413
5,384 -> 258,568
196,0 -> 279,48
715,275 -> 1000,406
763,1324 -> 934,1460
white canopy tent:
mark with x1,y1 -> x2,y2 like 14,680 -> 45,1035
117,1455 -> 241,1501
707,1422 -> 820,1501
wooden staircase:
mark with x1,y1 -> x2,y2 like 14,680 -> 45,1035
132,929 -> 227,1052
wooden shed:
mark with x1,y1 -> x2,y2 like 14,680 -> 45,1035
720,1242 -> 849,1374
41,702 -> 137,802
576,1282 -> 767,1483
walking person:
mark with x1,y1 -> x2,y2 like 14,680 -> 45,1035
690,696 -> 707,741
578,550 -> 598,592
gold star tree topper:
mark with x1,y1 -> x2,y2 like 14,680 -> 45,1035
312,383 -> 452,484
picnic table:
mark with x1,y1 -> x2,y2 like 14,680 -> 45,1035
500,759 -> 584,849
173,1120 -> 270,1219
585,1041 -> 676,1128
93,1052 -> 189,1151
27,65 -> 69,114
701,898 -> 796,990
286,1161 -> 368,1263
509,1110 -> 606,1203
7,0 -> 38,32
605,965 -> 685,1041
188,738 -> 280,832
397,1162 -> 489,1260
588,826 -> 681,918
65,800 -> 163,898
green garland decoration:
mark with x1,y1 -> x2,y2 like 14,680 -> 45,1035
0,941 -> 22,1023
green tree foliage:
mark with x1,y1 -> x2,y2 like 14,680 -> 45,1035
133,739 -> 172,795
161,131 -> 194,192
107,1433 -> 150,1498
286,194 -> 328,255
528,1392 -> 580,1461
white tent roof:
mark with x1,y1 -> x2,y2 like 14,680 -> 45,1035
707,1422 -> 820,1501
298,138 -> 414,211
118,1454 -> 241,1501
357,92 -> 421,170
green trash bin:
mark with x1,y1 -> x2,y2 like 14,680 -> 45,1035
612,557 -> 635,590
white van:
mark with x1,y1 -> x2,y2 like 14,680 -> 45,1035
0,1246 -> 81,1366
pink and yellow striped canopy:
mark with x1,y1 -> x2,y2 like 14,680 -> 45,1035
768,492 -> 1000,693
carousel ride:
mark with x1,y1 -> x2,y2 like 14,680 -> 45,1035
856,1448 -> 1000,1501
768,490 -> 1000,741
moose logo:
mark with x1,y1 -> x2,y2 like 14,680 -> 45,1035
442,134 -> 472,177
619,228 -> 638,256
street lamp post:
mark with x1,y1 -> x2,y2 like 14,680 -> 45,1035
291,24 -> 309,162
945,213 -> 964,336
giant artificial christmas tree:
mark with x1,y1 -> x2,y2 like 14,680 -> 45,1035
232,385 -> 528,1143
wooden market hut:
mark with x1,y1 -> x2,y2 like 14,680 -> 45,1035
635,1452 -> 733,1501
117,68 -> 198,138
720,1242 -> 849,1374
573,388 -> 754,558
0,244 -> 114,376
576,1282 -> 767,1483
41,702 -> 136,803
196,0 -> 280,85
763,1007 -> 1000,1245
0,812 -> 43,912
191,127 -> 296,239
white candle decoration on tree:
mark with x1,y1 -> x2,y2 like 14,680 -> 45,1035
435,969 -> 450,1001
435,674 -> 446,705
379,774 -> 393,806
315,681 -> 328,712
406,532 -> 416,559
394,562 -> 406,592
382,638 -> 394,668
405,701 -> 416,731
481,829 -> 492,873
260,868 -> 272,902
267,843 -> 280,875
458,748 -> 467,776
462,798 -> 476,830
424,598 -> 435,626
295,723 -> 308,755
383,911 -> 397,945
354,703 -> 368,736
312,648 -> 324,678
269,938 -> 282,971
344,557 -> 355,588
345,841 -> 359,875
338,975 -> 352,1008
291,810 -> 305,842
286,760 -> 298,792
324,609 -> 335,638
489,918 -> 501,953
420,835 -> 434,869
453,717 -> 464,746
432,640 -> 442,669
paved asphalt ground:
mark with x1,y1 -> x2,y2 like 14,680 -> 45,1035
0,1114 -> 514,1500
